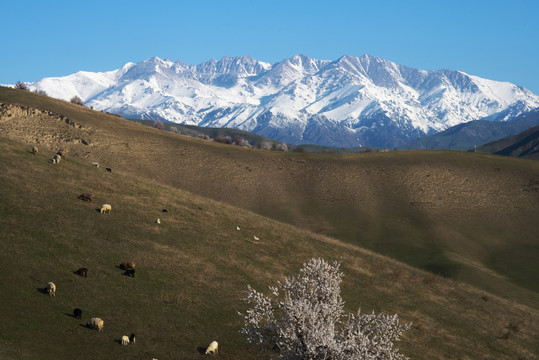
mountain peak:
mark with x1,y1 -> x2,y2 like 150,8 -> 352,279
25,55 -> 539,148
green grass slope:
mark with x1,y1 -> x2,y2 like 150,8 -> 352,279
1,87 -> 539,310
1,136 -> 538,359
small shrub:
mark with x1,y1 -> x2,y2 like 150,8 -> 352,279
197,133 -> 211,140
214,135 -> 232,144
33,89 -> 47,96
233,135 -> 251,147
259,141 -> 272,150
152,121 -> 165,130
15,81 -> 28,91
70,96 -> 84,106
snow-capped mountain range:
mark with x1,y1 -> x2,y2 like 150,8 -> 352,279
25,54 -> 539,147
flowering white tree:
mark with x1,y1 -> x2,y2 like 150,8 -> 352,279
239,258 -> 411,360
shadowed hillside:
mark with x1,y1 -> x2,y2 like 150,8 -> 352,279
477,124 -> 539,160
1,86 -> 538,310
402,109 -> 539,151
1,135 -> 538,360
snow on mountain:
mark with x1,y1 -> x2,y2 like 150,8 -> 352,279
24,55 -> 539,148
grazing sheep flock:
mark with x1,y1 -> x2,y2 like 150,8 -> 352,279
205,341 -> 218,355
45,282 -> 56,296
34,157 -> 226,357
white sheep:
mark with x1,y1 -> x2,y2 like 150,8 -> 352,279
205,341 -> 218,355
87,317 -> 104,331
253,235 -> 259,241
236,226 -> 240,231
100,204 -> 112,214
121,335 -> 130,345
156,218 -> 161,224
45,281 -> 56,296
92,162 -> 99,168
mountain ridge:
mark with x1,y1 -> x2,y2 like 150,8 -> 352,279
22,54 -> 539,148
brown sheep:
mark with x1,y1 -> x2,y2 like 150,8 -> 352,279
120,262 -> 136,270
75,268 -> 88,277
78,193 -> 94,202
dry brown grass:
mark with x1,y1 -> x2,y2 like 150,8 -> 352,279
1,87 -> 538,310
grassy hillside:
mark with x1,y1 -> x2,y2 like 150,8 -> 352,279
1,86 -> 539,311
1,135 -> 538,359
477,125 -> 539,161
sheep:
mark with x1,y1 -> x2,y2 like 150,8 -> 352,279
57,149 -> 67,157
156,218 -> 161,224
129,333 -> 136,344
253,235 -> 260,241
162,208 -> 168,213
236,226 -> 241,231
75,267 -> 88,277
106,167 -> 112,173
120,262 -> 136,270
45,282 -> 56,296
50,154 -> 61,164
73,308 -> 82,319
32,146 -> 38,154
124,269 -> 135,277
100,204 -> 112,214
78,193 -> 94,202
87,317 -> 104,331
121,335 -> 130,345
92,162 -> 99,168
205,341 -> 218,355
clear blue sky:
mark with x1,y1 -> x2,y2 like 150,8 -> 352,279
3,0 -> 539,93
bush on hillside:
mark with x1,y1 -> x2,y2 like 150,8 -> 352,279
70,95 -> 84,106
259,141 -> 273,150
197,133 -> 211,140
239,258 -> 411,360
15,81 -> 28,91
152,121 -> 165,130
233,135 -> 251,147
214,135 -> 232,144
33,89 -> 47,96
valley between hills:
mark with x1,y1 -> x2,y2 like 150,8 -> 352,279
0,86 -> 538,359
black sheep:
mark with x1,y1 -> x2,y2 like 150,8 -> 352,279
124,269 -> 135,277
73,308 -> 82,319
